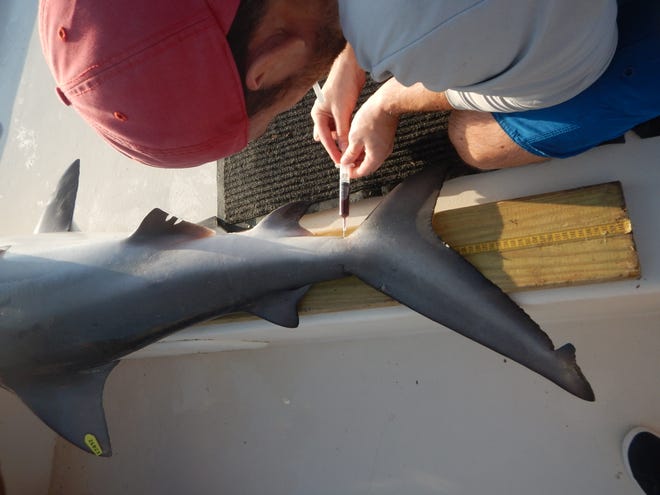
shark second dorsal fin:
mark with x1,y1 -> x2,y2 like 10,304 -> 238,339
127,209 -> 216,244
4,362 -> 118,456
245,285 -> 311,328
246,201 -> 313,239
34,159 -> 80,234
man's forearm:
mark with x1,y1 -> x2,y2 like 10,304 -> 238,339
372,79 -> 454,116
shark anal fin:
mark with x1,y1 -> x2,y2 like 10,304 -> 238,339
246,285 -> 311,328
128,208 -> 216,244
4,361 -> 118,457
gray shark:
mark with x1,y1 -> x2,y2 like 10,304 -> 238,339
0,160 -> 594,457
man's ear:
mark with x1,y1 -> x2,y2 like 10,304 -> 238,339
245,35 -> 309,90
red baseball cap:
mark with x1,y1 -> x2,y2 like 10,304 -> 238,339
39,0 -> 248,168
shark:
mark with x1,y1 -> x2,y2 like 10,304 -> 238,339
0,160 -> 594,457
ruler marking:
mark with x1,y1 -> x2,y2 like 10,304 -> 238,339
454,219 -> 631,256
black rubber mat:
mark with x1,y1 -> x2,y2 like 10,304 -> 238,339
220,79 -> 470,226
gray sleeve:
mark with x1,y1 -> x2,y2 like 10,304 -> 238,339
445,90 -> 547,113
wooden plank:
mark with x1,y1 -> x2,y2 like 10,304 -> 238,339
433,181 -> 639,292
214,182 -> 640,323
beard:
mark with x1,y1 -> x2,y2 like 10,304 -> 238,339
243,15 -> 346,117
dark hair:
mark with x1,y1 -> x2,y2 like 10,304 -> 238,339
226,0 -> 345,117
226,0 -> 266,81
226,0 -> 271,117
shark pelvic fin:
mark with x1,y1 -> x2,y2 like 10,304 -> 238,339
4,362 -> 118,456
246,201 -> 313,239
128,209 -> 216,244
34,159 -> 80,234
245,285 -> 311,328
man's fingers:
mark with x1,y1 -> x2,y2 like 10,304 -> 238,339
351,153 -> 382,178
316,124 -> 343,163
340,141 -> 363,166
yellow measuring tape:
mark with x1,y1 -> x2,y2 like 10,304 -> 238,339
454,218 -> 632,256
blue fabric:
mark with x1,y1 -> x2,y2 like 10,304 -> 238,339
493,0 -> 660,158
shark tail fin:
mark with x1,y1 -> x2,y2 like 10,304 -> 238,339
34,159 -> 80,234
552,344 -> 595,401
5,362 -> 117,456
345,166 -> 594,401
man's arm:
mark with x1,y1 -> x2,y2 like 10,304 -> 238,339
340,78 -> 454,178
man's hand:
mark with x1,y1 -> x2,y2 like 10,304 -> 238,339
311,44 -> 366,164
339,94 -> 399,178
340,80 -> 453,177
313,45 -> 453,178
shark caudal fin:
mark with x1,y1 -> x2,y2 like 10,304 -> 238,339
34,159 -> 80,234
345,166 -> 594,401
3,362 -> 118,456
551,344 -> 595,401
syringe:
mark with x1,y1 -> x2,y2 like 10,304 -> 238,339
313,81 -> 324,103
313,81 -> 351,238
338,164 -> 350,237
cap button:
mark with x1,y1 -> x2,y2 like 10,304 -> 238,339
55,87 -> 71,106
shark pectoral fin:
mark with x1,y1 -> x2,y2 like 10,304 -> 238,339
246,285 -> 311,328
0,246 -> 9,257
5,362 -> 118,457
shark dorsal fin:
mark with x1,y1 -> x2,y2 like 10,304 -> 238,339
245,285 -> 311,328
4,362 -> 118,456
34,159 -> 80,234
128,209 -> 216,243
246,201 -> 313,239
